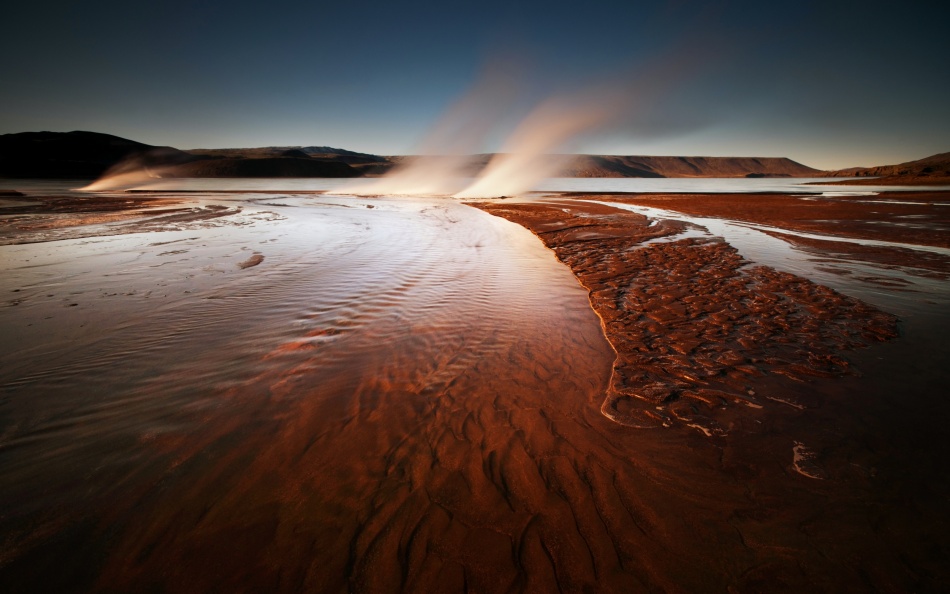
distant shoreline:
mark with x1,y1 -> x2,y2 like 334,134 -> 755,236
807,175 -> 950,186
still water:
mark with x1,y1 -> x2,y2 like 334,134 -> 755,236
6,176 -> 949,196
1,180 -> 948,592
593,200 -> 950,316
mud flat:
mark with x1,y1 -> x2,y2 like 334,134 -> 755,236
471,199 -> 898,433
0,194 -> 260,245
1,188 -> 949,593
470,192 -> 950,591
566,191 -> 950,247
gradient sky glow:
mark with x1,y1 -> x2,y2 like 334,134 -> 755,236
2,0 -> 947,169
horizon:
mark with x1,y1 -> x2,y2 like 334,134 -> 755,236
2,1 -> 948,171
2,127 -> 945,172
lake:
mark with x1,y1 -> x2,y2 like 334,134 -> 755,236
1,178 -> 948,592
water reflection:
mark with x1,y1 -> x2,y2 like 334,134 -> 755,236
597,201 -> 950,314
0,194 -> 620,591
1,184 -> 948,592
8,176 -> 947,197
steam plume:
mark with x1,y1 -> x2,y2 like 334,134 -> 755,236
79,148 -> 191,192
349,43 -> 709,199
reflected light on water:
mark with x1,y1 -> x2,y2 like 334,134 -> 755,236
598,200 -> 950,314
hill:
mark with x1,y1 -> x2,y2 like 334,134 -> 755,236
822,152 -> 950,185
0,130 -> 832,181
171,157 -> 357,178
186,145 -> 389,174
381,154 -> 821,178
0,132 -> 361,179
0,131 -> 197,178
560,155 -> 821,178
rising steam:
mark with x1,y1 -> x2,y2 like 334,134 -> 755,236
79,147 -> 195,192
348,46 -> 702,199
348,72 -> 625,199
454,93 -> 622,198
347,31 -> 722,198
79,161 -> 169,192
81,43 -> 709,196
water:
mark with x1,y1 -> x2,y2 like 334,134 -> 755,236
0,190 -> 620,591
594,201 -> 950,316
534,176 -> 950,194
1,179 -> 948,592
6,176 -> 949,196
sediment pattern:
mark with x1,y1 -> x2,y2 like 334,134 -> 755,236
2,196 -> 934,593
0,195 -> 260,245
473,199 -> 898,433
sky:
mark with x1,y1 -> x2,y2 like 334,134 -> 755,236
1,0 -> 947,170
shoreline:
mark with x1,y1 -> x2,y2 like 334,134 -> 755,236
570,191 -> 950,248
0,194 -> 270,245
470,198 -> 899,433
3,186 -> 949,591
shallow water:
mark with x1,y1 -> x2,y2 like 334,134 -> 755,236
1,184 -> 948,592
0,192 -> 621,591
7,175 -> 948,197
595,201 -> 950,316
1,192 -> 609,472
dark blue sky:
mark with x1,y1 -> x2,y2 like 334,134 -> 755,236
2,0 -> 947,169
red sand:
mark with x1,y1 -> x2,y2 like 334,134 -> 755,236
2,192 -> 948,593
472,199 -> 898,434
570,191 -> 950,248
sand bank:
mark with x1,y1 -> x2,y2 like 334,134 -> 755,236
563,191 -> 950,248
471,199 -> 898,434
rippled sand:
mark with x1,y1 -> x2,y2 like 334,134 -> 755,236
1,190 -> 948,592
471,199 -> 899,433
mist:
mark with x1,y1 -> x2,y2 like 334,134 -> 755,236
347,73 -> 627,199
80,44 -> 716,196
348,40 -> 717,199
78,147 -> 197,192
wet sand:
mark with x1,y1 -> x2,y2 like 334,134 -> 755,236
1,189 -> 949,593
0,194 -> 266,245
562,191 -> 950,248
471,199 -> 898,433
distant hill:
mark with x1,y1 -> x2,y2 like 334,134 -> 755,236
171,158 -> 358,178
181,149 -> 823,178
186,145 -> 390,173
381,154 -> 821,178
823,152 -> 950,185
0,131 -> 361,179
187,145 -> 387,162
1,130 -> 834,181
560,155 -> 821,178
0,131 -> 197,178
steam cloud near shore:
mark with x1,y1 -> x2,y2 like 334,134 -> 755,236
351,45 -> 707,199
348,67 -> 629,199
82,45 -> 706,196
79,159 -> 173,192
